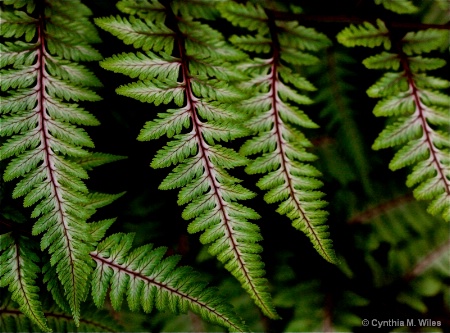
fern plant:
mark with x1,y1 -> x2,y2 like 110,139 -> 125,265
95,0 -> 278,319
1,0 -> 449,332
0,1 -> 248,331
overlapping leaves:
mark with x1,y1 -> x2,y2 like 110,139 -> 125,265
96,0 -> 278,319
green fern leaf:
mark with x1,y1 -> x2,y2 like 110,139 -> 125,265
223,1 -> 336,263
0,41 -> 37,67
100,51 -> 181,81
281,49 -> 320,66
408,56 -> 446,71
229,35 -> 272,53
277,21 -> 331,51
0,1 -> 104,324
46,76 -> 101,102
0,10 -> 37,41
0,67 -> 37,91
45,97 -> 100,126
158,157 -> 203,190
150,133 -> 198,169
88,219 -> 117,243
116,80 -> 185,106
90,233 -> 248,332
189,57 -> 247,81
366,72 -> 408,98
116,0 -> 167,22
45,58 -> 103,87
336,19 -> 390,49
98,0 -> 279,319
217,1 -> 268,32
0,233 -> 50,332
46,39 -> 102,62
363,52 -> 400,70
95,15 -> 175,53
413,74 -> 450,90
372,117 -> 421,150
138,107 -> 191,140
402,29 -> 450,55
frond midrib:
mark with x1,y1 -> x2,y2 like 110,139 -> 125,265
36,16 -> 78,304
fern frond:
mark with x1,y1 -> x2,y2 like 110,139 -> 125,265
222,2 -> 336,263
0,233 -> 50,332
0,1 -> 104,324
338,23 -> 450,221
90,233 -> 248,332
97,0 -> 278,319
